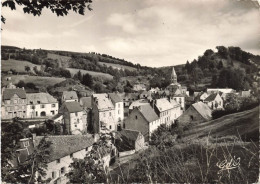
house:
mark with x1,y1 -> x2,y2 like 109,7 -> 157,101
92,94 -> 116,133
204,93 -> 223,110
79,97 -> 92,128
59,102 -> 87,135
139,90 -> 151,99
115,129 -> 145,152
169,94 -> 185,111
12,134 -> 94,184
118,93 -> 139,107
129,99 -> 150,112
177,101 -> 212,124
26,93 -> 59,118
51,114 -> 64,124
149,87 -> 160,94
125,104 -> 159,141
133,83 -> 146,91
207,88 -> 235,94
62,91 -> 78,103
108,93 -> 124,130
2,88 -> 27,119
239,90 -> 251,98
152,98 -> 182,127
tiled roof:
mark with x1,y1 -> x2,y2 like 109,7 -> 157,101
155,98 -> 174,112
204,93 -> 218,102
129,99 -> 149,109
119,129 -> 141,142
62,91 -> 78,100
34,135 -> 94,162
3,88 -> 26,100
26,93 -> 57,104
80,97 -> 92,109
108,93 -> 122,104
192,102 -> 212,120
92,94 -> 114,110
137,104 -> 159,122
63,101 -> 83,113
207,88 -> 235,94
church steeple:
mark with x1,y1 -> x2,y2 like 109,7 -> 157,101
171,67 -> 177,84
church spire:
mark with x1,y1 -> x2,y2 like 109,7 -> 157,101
171,67 -> 177,84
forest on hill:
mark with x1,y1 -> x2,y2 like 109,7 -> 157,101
1,45 -> 259,94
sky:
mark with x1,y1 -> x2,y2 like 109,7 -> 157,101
1,0 -> 260,67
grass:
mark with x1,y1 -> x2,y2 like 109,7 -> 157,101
98,62 -> 137,71
1,59 -> 41,73
182,107 -> 259,142
1,75 -> 65,88
47,53 -> 71,68
66,68 -> 113,80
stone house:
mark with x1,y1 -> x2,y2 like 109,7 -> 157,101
2,88 -> 27,119
204,93 -> 223,110
12,135 -> 94,184
125,104 -> 159,141
108,93 -> 124,130
59,102 -> 87,135
177,101 -> 212,124
115,129 -> 145,152
79,97 -> 92,129
61,91 -> 78,103
26,93 -> 59,118
92,94 -> 116,133
169,94 -> 185,111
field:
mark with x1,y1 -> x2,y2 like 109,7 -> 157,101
1,74 -> 65,88
47,53 -> 71,68
1,59 -> 42,73
66,68 -> 113,80
182,106 -> 259,142
98,62 -> 137,71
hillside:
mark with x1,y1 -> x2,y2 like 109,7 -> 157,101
182,106 -> 259,142
2,59 -> 42,74
66,68 -> 113,80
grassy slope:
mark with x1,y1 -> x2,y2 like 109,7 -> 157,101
1,75 -> 65,88
47,53 -> 71,68
2,59 -> 41,73
98,62 -> 137,71
66,67 -> 113,80
182,106 -> 259,142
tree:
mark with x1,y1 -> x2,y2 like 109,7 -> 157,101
66,133 -> 115,183
82,73 -> 94,88
25,65 -> 31,72
2,0 -> 93,24
217,61 -> 223,70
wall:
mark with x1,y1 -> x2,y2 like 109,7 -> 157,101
44,147 -> 92,184
70,111 -> 87,134
26,102 -> 58,118
114,102 -> 124,130
2,96 -> 27,119
99,109 -> 116,132
125,109 -> 149,141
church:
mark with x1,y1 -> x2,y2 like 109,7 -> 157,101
165,67 -> 187,96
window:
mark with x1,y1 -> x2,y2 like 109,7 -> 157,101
57,159 -> 60,164
52,171 -> 56,179
52,104 -> 56,107
37,101 -> 41,104
40,104 -> 45,108
118,110 -> 120,114
75,125 -> 77,128
103,112 -> 106,117
70,153 -> 73,158
30,101 -> 33,105
14,99 -> 17,104
60,167 -> 66,175
109,112 -> 111,116
77,119 -> 79,123
109,125 -> 112,129
23,141 -> 29,147
135,115 -> 138,120
118,103 -> 120,108
75,112 -> 78,116
51,110 -> 55,115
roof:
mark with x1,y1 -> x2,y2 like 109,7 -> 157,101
62,91 -> 78,100
155,98 -> 174,112
120,93 -> 139,99
3,88 -> 26,100
80,97 -> 92,109
50,113 -> 63,120
204,93 -> 218,102
207,88 -> 235,94
93,94 -> 114,110
34,135 -> 94,162
129,99 -> 149,109
63,101 -> 83,113
26,93 -> 58,104
192,102 -> 212,120
108,93 -> 122,104
137,104 -> 159,122
119,129 -> 141,142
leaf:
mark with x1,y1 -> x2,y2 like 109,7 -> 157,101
2,0 -> 16,10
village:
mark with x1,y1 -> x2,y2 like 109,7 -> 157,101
1,66 -> 254,183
